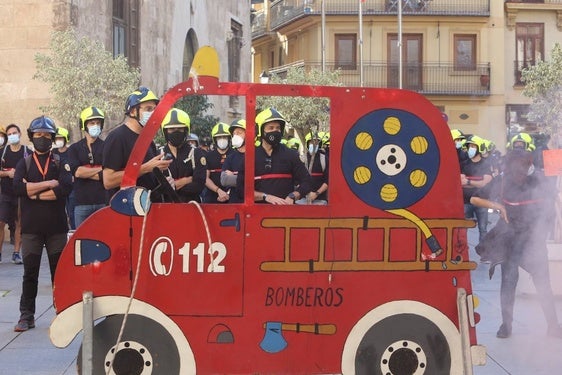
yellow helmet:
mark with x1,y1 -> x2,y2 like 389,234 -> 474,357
229,119 -> 246,134
451,129 -> 465,141
319,131 -> 330,147
161,108 -> 191,131
79,106 -> 105,130
55,127 -> 69,143
211,122 -> 231,140
305,131 -> 322,145
255,108 -> 286,138
508,132 -> 534,152
287,137 -> 302,150
465,135 -> 486,154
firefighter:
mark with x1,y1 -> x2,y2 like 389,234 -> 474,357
13,116 -> 73,332
53,127 -> 70,162
254,108 -> 311,204
460,135 -> 492,242
203,122 -> 232,203
67,106 -> 106,227
160,108 -> 206,202
298,131 -> 328,205
102,87 -> 172,201
471,141 -> 562,339
221,119 -> 246,203
451,128 -> 468,164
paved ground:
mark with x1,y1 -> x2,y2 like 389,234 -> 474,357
1,214 -> 562,374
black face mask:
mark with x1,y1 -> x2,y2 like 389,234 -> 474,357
32,137 -> 52,153
263,131 -> 282,147
167,131 -> 187,148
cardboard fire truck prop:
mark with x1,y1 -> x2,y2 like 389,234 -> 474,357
49,46 -> 486,374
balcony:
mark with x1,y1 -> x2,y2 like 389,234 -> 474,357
268,60 -> 491,96
265,0 -> 490,31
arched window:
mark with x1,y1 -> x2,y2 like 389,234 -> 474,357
183,29 -> 199,81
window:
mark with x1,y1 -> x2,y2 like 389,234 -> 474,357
335,34 -> 357,70
112,0 -> 139,66
182,29 -> 199,81
454,34 -> 476,71
515,23 -> 544,85
228,20 -> 242,109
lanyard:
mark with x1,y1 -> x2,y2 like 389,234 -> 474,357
32,152 -> 50,180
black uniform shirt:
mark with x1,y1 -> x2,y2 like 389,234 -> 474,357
255,144 -> 312,199
0,145 -> 28,196
13,152 -> 73,235
222,150 -> 245,203
461,157 -> 491,203
306,150 -> 329,201
205,148 -> 232,202
103,124 -> 158,199
67,137 -> 105,205
163,143 -> 206,202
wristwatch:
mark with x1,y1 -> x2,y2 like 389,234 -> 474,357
262,193 -> 267,202
288,192 -> 296,202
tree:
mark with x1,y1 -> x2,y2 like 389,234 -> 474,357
522,42 -> 562,147
34,29 -> 140,141
257,66 -> 340,143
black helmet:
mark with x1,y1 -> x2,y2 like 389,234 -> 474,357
27,116 -> 57,141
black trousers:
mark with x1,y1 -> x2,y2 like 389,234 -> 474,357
19,232 -> 67,322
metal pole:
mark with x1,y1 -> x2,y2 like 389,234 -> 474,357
82,291 -> 94,375
398,0 -> 403,89
321,0 -> 326,72
359,0 -> 364,87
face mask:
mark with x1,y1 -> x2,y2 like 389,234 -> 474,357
455,141 -> 463,149
263,131 -> 282,147
88,125 -> 101,138
32,137 -> 52,153
0,137 -> 5,147
231,134 -> 245,148
308,144 -> 318,154
216,138 -> 229,150
7,134 -> 19,145
168,131 -> 186,148
527,164 -> 535,176
139,111 -> 153,127
55,140 -> 65,148
467,148 -> 477,159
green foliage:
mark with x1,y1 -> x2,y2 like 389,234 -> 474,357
34,29 -> 140,140
257,66 -> 340,142
522,43 -> 562,145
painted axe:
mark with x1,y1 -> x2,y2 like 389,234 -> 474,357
260,321 -> 337,353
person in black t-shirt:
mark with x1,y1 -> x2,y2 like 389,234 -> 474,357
13,116 -> 73,332
67,107 -> 106,227
254,108 -> 311,204
221,119 -> 246,203
102,87 -> 171,202
203,122 -> 232,203
298,131 -> 328,205
0,123 -> 29,264
460,135 -> 492,242
160,108 -> 206,202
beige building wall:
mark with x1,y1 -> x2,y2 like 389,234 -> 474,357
0,0 -> 251,134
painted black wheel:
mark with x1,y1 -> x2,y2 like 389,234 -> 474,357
77,314 -> 180,375
354,313 -> 451,375
341,109 -> 439,210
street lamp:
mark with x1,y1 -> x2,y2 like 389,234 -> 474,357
259,70 -> 270,84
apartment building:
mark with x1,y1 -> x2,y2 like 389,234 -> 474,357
252,0 -> 562,150
0,0 -> 251,135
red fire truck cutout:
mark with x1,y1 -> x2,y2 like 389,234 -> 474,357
49,47 -> 486,374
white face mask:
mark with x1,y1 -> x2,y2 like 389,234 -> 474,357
455,140 -> 463,149
0,137 -> 4,147
308,144 -> 318,154
231,134 -> 245,148
55,140 -> 65,148
216,138 -> 229,150
139,111 -> 153,127
88,125 -> 101,138
467,148 -> 477,159
7,134 -> 19,145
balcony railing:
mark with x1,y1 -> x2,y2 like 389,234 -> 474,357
268,60 -> 491,96
267,0 -> 490,31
